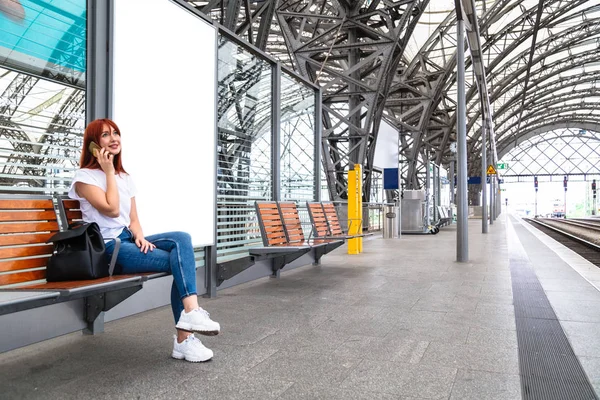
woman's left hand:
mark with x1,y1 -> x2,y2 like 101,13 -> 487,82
135,237 -> 156,254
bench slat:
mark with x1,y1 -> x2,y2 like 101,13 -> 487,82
259,214 -> 281,220
256,204 -> 278,209
0,269 -> 46,285
262,219 -> 284,225
0,199 -> 54,209
266,232 -> 286,239
18,274 -> 146,290
263,227 -> 285,234
66,210 -> 83,220
0,244 -> 53,259
0,221 -> 59,234
62,199 -> 80,209
0,257 -> 48,273
0,210 -> 57,222
0,233 -> 54,246
268,238 -> 287,245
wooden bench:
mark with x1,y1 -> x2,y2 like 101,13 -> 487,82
307,202 -> 372,239
251,201 -> 313,274
278,202 -> 344,263
0,196 -> 155,333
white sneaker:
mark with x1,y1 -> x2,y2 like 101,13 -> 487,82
172,334 -> 213,362
175,308 -> 221,335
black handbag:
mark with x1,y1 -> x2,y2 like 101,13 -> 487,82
46,222 -> 110,282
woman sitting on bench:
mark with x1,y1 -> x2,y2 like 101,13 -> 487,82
68,118 -> 219,363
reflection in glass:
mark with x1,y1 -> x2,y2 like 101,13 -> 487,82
217,36 -> 273,261
280,73 -> 315,201
0,0 -> 86,87
280,73 -> 317,235
0,67 -> 85,194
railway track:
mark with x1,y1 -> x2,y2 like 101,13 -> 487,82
524,218 -> 600,267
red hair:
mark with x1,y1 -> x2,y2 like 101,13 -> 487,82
79,118 -> 127,174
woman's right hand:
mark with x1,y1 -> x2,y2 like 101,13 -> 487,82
97,148 -> 115,174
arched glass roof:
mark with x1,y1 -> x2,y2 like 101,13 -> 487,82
501,128 -> 600,177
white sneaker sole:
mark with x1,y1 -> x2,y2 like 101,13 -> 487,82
172,350 -> 213,362
175,321 -> 220,336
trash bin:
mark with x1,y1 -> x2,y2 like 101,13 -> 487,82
382,205 -> 399,239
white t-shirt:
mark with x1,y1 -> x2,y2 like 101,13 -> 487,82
68,168 -> 137,239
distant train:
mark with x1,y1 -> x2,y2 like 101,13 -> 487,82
551,199 -> 565,218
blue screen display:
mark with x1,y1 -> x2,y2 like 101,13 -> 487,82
0,0 -> 86,86
383,168 -> 399,190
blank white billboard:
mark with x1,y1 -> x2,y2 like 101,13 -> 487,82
113,0 -> 216,247
373,119 -> 399,169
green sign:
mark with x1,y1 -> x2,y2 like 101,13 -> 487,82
497,163 -> 509,170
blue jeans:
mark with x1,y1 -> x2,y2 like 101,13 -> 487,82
105,229 -> 198,324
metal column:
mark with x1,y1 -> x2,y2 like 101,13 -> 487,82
497,183 -> 501,218
450,160 -> 455,205
433,163 -> 437,222
272,63 -> 281,201
435,164 -> 441,221
314,88 -> 322,202
490,175 -> 494,224
456,19 -> 468,262
86,0 -> 112,122
426,160 -> 431,227
271,63 -> 282,277
481,117 -> 488,233
205,25 -> 221,298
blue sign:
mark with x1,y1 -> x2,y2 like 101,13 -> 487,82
468,176 -> 481,185
383,168 -> 399,190
0,0 -> 86,86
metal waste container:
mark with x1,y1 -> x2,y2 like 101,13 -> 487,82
382,205 -> 400,239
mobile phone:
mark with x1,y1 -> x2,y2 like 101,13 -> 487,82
88,141 -> 102,158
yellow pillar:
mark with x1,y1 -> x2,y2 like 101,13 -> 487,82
348,164 -> 363,254
356,164 -> 363,252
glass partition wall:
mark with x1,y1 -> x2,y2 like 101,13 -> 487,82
0,13 -> 319,264
0,0 -> 87,195
280,72 -> 317,237
216,34 -> 320,262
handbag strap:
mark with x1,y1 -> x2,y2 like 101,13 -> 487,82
108,238 -> 121,276
69,221 -> 88,229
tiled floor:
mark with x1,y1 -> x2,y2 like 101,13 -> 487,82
1,213 -> 599,399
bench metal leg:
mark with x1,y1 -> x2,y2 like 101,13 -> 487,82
272,250 -> 310,276
271,267 -> 281,279
217,256 -> 255,286
83,286 -> 142,335
84,311 -> 105,335
313,246 -> 326,265
314,241 -> 344,265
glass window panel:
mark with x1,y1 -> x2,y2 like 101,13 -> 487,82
0,0 -> 86,87
280,73 -> 316,202
0,67 -> 85,194
280,72 -> 316,236
217,35 -> 273,262
501,129 -> 600,177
